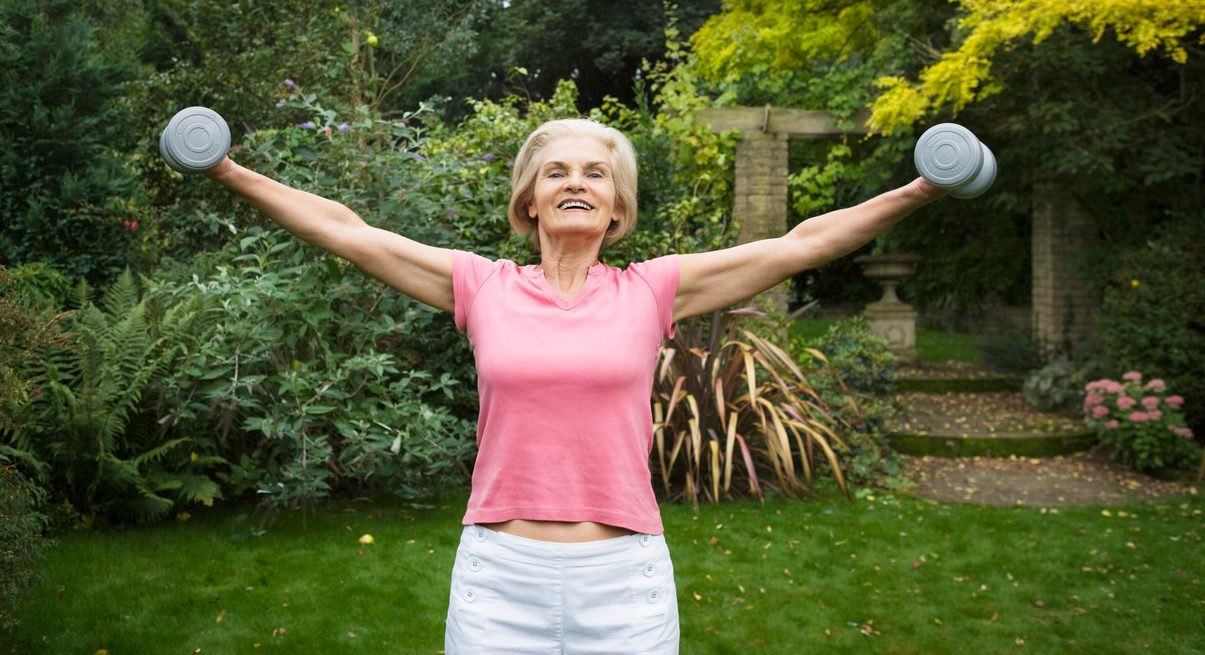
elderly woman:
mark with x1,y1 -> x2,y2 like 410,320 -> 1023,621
203,118 -> 944,653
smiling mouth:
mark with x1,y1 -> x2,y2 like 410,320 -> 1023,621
557,200 -> 593,211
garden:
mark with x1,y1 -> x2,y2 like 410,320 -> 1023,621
2,1 -> 1203,652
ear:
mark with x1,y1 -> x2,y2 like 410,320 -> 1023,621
528,204 -> 537,220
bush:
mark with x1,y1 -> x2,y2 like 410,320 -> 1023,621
1083,373 -> 1200,473
1092,217 -> 1205,432
6,271 -> 224,523
790,317 -> 904,488
652,311 -> 856,503
152,230 -> 477,511
1023,357 -> 1096,413
0,0 -> 138,283
0,466 -> 50,632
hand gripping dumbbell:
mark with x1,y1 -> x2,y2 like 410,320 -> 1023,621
914,123 -> 996,199
159,106 -> 230,173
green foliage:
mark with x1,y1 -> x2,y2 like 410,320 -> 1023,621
153,230 -> 476,512
1091,218 -> 1205,432
870,0 -> 1205,132
792,317 -> 904,487
426,0 -> 721,117
0,466 -> 50,632
5,271 -> 223,523
0,265 -> 70,449
1023,357 -> 1094,412
0,0 -> 138,283
1083,375 -> 1200,473
652,310 -> 856,503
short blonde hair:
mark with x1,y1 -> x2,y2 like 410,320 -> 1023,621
507,118 -> 638,249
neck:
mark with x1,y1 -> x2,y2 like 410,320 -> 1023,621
537,247 -> 600,299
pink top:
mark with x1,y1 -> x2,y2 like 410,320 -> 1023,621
452,250 -> 679,535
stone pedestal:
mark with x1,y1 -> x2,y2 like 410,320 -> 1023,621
856,254 -> 922,363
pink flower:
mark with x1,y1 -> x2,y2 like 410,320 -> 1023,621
1117,396 -> 1137,409
1085,380 -> 1108,392
1165,395 -> 1184,407
1145,379 -> 1166,392
1147,410 -> 1162,421
1106,381 -> 1126,394
1171,427 -> 1194,439
1128,412 -> 1149,423
1083,393 -> 1104,407
1141,396 -> 1160,410
1122,371 -> 1143,381
1091,405 -> 1110,418
1106,420 -> 1120,429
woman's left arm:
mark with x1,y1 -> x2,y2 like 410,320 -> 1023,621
673,177 -> 946,322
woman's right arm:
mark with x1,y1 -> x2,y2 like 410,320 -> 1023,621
204,157 -> 454,312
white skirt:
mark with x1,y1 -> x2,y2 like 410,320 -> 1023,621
445,524 -> 680,654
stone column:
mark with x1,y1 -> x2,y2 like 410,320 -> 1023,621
1032,186 -> 1098,357
732,132 -> 791,316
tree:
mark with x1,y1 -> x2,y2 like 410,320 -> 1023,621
0,0 -> 138,284
688,0 -> 1204,314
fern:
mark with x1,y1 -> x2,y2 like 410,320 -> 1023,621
7,272 -> 227,522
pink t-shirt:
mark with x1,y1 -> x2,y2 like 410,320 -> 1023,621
452,250 -> 679,535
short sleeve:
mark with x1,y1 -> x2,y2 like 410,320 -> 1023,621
628,254 -> 680,339
452,250 -> 502,331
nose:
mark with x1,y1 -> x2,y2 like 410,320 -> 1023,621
563,170 -> 585,191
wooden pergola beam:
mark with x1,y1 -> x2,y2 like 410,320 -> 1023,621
696,107 -> 870,137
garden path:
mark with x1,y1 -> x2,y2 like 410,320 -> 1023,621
886,360 -> 1199,506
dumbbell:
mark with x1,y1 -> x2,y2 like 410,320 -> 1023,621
159,106 -> 230,173
914,123 -> 996,199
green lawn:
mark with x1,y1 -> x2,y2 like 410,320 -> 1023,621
790,318 -> 984,363
6,493 -> 1203,654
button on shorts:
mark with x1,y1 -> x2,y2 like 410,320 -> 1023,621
445,525 -> 680,654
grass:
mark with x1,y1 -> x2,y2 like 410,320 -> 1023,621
6,493 -> 1203,654
789,319 -> 984,364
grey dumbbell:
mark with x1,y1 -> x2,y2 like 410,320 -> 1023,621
159,106 -> 230,173
914,123 -> 996,199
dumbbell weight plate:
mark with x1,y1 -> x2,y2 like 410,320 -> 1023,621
914,123 -> 983,190
950,142 -> 996,199
160,107 -> 230,173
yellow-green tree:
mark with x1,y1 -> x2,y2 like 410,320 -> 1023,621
870,0 -> 1205,132
691,0 -> 1204,131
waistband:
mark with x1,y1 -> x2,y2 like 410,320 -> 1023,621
461,525 -> 666,565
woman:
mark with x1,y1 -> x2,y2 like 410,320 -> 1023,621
203,117 -> 945,653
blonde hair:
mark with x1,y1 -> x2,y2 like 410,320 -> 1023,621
507,118 -> 638,249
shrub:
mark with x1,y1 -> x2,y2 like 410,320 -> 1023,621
1092,217 -> 1205,432
0,466 -> 51,632
0,0 -> 138,283
1082,372 -> 1200,473
652,310 -> 856,504
1023,357 -> 1096,413
152,229 -> 477,511
6,271 -> 224,523
791,317 -> 903,488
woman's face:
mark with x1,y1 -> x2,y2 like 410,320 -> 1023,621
527,135 -> 617,247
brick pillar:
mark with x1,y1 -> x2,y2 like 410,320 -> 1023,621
732,132 -> 790,317
1032,186 -> 1098,358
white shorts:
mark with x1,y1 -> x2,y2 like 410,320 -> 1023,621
445,525 -> 680,654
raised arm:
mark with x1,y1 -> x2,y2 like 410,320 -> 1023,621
673,177 -> 945,322
204,157 -> 455,312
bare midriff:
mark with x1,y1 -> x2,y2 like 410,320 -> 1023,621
480,519 -> 636,543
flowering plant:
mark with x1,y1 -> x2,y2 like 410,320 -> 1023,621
1083,371 -> 1200,473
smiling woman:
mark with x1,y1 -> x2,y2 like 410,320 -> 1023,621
194,110 -> 945,653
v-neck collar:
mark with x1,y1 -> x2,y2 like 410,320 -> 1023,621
523,262 -> 607,310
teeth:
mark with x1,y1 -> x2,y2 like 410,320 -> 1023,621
558,200 -> 592,210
